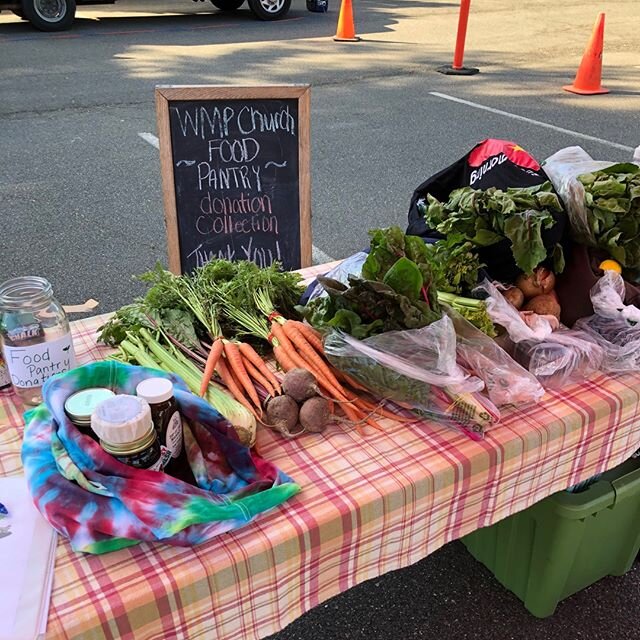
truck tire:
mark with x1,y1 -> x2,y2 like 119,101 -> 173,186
247,0 -> 290,20
210,0 -> 245,10
21,0 -> 76,31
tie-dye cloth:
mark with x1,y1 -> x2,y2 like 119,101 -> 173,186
21,361 -> 300,554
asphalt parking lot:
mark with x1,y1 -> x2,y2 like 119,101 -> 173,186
1,0 -> 639,637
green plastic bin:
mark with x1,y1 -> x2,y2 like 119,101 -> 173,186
462,457 -> 640,618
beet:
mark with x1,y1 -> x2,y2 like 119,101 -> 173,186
265,395 -> 299,436
299,397 -> 330,433
282,368 -> 319,403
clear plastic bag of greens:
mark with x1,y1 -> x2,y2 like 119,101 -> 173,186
323,316 -> 500,439
544,146 -> 640,257
574,271 -> 640,372
445,307 -> 545,407
543,146 -> 612,244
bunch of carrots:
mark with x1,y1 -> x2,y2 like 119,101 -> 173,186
198,337 -> 281,422
223,289 -> 411,435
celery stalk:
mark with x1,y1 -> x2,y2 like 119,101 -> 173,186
122,328 -> 256,441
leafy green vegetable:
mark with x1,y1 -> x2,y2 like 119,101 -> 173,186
324,331 -> 434,406
576,163 -> 640,268
503,209 -> 555,275
193,259 -> 304,328
98,302 -> 156,347
382,257 -> 423,300
99,259 -> 305,353
298,297 -> 385,339
420,181 -> 564,274
453,306 -> 496,338
313,275 -> 440,332
302,227 -> 441,338
150,308 -> 201,350
362,227 -> 406,281
426,234 -> 484,295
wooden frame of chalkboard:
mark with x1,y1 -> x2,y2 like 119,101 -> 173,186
155,84 -> 312,274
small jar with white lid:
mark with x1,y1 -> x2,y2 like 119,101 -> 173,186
91,395 -> 163,471
136,377 -> 183,472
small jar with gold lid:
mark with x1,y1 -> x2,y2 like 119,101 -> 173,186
91,395 -> 163,471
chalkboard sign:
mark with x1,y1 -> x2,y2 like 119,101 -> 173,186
155,85 -> 312,274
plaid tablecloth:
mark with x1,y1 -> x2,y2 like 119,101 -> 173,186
1,262 -> 640,640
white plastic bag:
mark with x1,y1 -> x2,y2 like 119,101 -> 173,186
446,307 -> 545,407
574,271 -> 640,372
589,270 -> 640,323
305,252 -> 367,303
475,279 -> 555,342
326,316 -> 482,394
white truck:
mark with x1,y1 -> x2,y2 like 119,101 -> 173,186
2,0 -> 291,31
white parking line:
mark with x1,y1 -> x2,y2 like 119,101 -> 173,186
137,131 -> 337,264
429,92 -> 635,153
138,132 -> 159,149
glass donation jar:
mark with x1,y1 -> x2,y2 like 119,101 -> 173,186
0,276 -> 76,405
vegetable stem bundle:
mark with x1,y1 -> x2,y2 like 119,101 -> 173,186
112,329 -> 256,446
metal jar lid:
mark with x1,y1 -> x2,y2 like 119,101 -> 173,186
64,387 -> 115,426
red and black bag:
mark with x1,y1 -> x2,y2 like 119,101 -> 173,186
406,139 -> 567,283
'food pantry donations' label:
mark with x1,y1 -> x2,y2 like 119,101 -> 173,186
3,334 -> 76,389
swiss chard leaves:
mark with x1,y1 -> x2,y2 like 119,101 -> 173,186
420,181 -> 564,274
577,164 -> 640,268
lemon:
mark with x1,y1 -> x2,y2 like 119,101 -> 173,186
599,259 -> 622,274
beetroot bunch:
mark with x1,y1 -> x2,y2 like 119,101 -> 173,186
264,368 -> 330,438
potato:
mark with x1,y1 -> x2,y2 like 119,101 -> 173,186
503,286 -> 525,309
523,294 -> 561,320
516,268 -> 556,299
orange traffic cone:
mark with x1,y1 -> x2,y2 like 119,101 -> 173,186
563,13 -> 609,95
334,0 -> 360,42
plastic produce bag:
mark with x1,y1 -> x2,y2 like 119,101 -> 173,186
323,316 -> 500,439
543,146 -> 617,244
504,329 -> 605,389
302,251 -> 367,304
574,271 -> 640,372
446,307 -> 545,407
589,270 -> 640,322
475,279 -> 555,342
544,146 -> 640,267
476,279 -> 605,388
